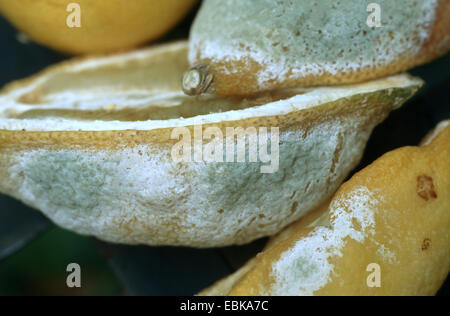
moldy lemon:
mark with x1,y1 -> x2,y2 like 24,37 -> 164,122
184,0 -> 450,96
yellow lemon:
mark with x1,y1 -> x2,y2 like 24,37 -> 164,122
0,0 -> 197,54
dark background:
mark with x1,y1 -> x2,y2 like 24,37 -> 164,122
0,6 -> 448,296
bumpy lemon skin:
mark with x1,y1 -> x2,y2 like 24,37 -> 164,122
0,0 -> 197,54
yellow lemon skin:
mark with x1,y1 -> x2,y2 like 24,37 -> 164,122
0,0 -> 197,54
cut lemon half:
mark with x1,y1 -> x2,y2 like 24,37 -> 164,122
0,42 -> 423,247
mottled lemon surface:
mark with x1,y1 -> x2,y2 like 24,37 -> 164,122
189,0 -> 449,95
0,42 -> 423,247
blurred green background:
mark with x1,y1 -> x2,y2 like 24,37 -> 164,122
0,227 -> 123,296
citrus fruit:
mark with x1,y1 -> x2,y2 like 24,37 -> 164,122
185,0 -> 450,96
0,42 -> 423,247
200,121 -> 450,295
0,0 -> 197,54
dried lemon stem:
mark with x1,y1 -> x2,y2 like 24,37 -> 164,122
182,64 -> 214,96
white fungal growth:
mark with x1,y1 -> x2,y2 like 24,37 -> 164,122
190,0 -> 439,90
269,187 -> 379,296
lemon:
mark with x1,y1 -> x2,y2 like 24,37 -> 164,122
0,42 -> 423,247
200,121 -> 450,296
0,0 -> 197,54
185,0 -> 449,95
